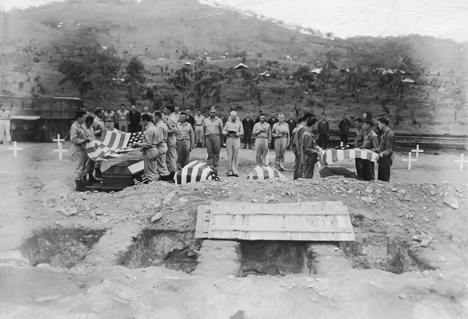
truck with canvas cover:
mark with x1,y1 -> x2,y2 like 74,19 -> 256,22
0,96 -> 83,142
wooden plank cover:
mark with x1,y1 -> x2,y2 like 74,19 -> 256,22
205,201 -> 355,241
195,205 -> 211,239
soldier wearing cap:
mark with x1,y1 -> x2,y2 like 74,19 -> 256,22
203,107 -> 223,176
0,104 -> 12,145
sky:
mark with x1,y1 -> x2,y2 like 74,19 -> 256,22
5,0 -> 468,42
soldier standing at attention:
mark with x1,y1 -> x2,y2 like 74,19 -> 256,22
133,114 -> 161,182
376,116 -> 395,182
0,104 -> 12,145
117,104 -> 129,132
301,118 -> 320,179
70,111 -> 90,191
286,113 -> 297,150
153,111 -> 170,180
128,105 -> 141,133
361,120 -> 379,181
353,118 -> 365,179
104,106 -> 116,130
164,105 -> 179,179
272,113 -> 289,171
242,111 -> 255,149
252,113 -> 271,166
267,112 -> 278,149
193,109 -> 205,147
223,111 -> 244,177
175,112 -> 195,170
92,109 -> 105,178
203,108 -> 224,177
317,114 -> 330,149
338,113 -> 351,145
291,113 -> 313,179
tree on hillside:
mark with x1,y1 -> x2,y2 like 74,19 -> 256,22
58,60 -> 93,97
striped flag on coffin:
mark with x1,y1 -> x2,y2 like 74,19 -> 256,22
320,149 -> 379,166
247,166 -> 285,180
86,129 -> 144,161
174,161 -> 214,185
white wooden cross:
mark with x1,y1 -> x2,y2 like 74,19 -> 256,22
402,152 -> 417,170
53,134 -> 65,148
454,154 -> 468,171
8,142 -> 23,159
53,143 -> 68,160
411,144 -> 424,158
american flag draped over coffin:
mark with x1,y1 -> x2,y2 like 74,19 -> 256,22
86,130 -> 144,161
247,166 -> 285,180
320,149 -> 379,166
174,161 -> 214,185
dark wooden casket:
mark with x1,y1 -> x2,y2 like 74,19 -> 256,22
99,159 -> 144,191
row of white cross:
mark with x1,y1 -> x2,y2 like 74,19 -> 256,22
4,138 -> 468,171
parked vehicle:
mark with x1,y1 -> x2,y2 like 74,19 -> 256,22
0,96 -> 83,142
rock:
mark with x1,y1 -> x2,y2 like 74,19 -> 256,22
163,191 -> 178,206
436,212 -> 443,218
252,199 -> 258,203
262,196 -> 270,204
151,212 -> 163,223
398,293 -> 408,300
443,196 -> 459,209
58,207 -> 77,217
365,187 -> 373,194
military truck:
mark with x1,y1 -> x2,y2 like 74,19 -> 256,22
0,96 -> 83,142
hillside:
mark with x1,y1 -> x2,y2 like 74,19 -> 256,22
0,0 -> 467,135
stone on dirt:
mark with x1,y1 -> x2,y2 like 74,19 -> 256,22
151,212 -> 163,223
443,196 -> 459,209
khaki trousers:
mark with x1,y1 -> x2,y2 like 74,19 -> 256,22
0,120 -> 11,144
226,137 -> 240,174
274,137 -> 287,169
177,139 -> 192,170
255,138 -> 269,166
166,134 -> 177,173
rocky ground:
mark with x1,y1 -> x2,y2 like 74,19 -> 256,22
0,142 -> 468,319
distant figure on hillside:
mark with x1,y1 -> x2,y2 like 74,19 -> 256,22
286,113 -> 297,150
129,105 -> 141,133
116,104 -> 129,132
317,114 -> 330,149
376,117 -> 395,182
242,111 -> 255,149
104,106 -> 116,130
338,113 -> 351,145
193,109 -> 205,148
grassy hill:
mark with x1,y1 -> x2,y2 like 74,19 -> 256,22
1,0 -> 467,135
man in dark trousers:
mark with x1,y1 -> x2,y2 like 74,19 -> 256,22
353,118 -> 365,179
317,114 -> 330,149
376,116 -> 395,182
242,111 -> 255,149
185,109 -> 195,127
128,105 -> 141,132
338,113 -> 351,145
267,112 -> 278,149
286,113 -> 297,150
220,109 -> 228,147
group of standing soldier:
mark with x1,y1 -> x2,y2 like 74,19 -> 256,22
70,104 -> 396,190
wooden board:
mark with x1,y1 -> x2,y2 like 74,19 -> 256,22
195,205 -> 211,239
195,201 -> 355,241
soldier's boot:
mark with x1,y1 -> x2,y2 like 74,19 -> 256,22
75,180 -> 87,192
82,176 -> 92,186
95,168 -> 102,178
